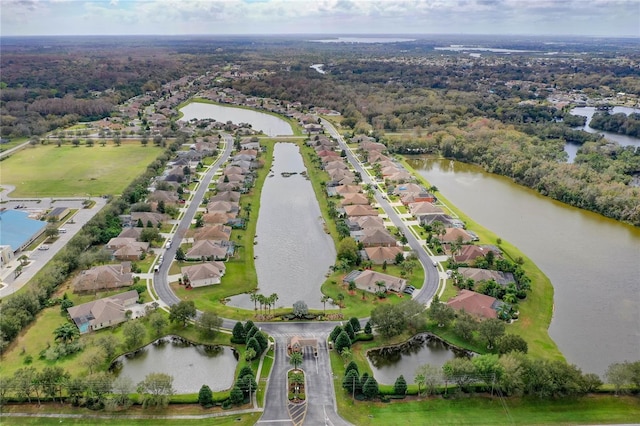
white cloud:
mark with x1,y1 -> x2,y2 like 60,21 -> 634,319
1,0 -> 638,36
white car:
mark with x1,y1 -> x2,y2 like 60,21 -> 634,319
38,245 -> 50,250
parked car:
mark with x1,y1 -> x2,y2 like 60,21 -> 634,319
38,245 -> 50,251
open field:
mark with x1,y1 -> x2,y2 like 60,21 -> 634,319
1,142 -> 162,197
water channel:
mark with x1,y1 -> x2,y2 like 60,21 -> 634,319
178,102 -> 294,137
111,336 -> 238,394
566,106 -> 640,162
227,143 -> 336,310
407,157 -> 640,377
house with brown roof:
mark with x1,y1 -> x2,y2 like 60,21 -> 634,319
193,224 -> 232,241
106,237 -> 149,260
344,269 -> 406,294
446,289 -> 501,319
117,227 -> 142,239
207,200 -> 240,214
186,240 -> 230,260
409,202 -> 444,216
364,246 -> 404,265
148,190 -> 179,205
334,185 -> 363,195
181,262 -> 226,287
348,215 -> 385,231
344,204 -> 378,217
72,263 -> 133,293
210,191 -> 241,203
457,267 -> 515,286
454,245 -> 502,263
356,228 -> 397,247
131,212 -> 167,228
201,212 -> 235,225
442,228 -> 475,243
400,191 -> 436,206
288,336 -> 318,355
67,290 -> 139,333
340,193 -> 370,206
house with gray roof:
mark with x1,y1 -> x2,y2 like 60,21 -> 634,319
67,290 -> 139,333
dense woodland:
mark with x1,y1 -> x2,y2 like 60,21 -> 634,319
1,35 -> 639,224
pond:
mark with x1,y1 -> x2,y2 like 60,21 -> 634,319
408,157 -> 640,377
227,143 -> 336,310
367,333 -> 471,385
110,336 -> 238,394
178,102 -> 294,136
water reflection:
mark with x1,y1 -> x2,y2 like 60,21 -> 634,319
111,336 -> 238,393
368,333 -> 471,384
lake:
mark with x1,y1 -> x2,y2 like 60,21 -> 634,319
566,106 -> 640,162
227,143 -> 336,310
408,157 -> 640,377
111,336 -> 238,394
178,102 -> 293,137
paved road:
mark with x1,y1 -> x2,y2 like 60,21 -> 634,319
152,133 -> 233,308
0,191 -> 108,297
321,118 -> 439,304
258,322 -> 351,426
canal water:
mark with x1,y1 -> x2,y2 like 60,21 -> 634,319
227,143 -> 336,310
408,157 -> 640,377
178,102 -> 294,136
111,337 -> 238,394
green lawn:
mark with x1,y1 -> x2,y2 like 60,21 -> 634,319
1,142 -> 163,197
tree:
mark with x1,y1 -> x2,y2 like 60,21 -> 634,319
337,237 -> 359,265
82,346 -> 106,374
364,322 -> 372,335
231,321 -> 246,343
137,373 -> 174,408
497,334 -> 528,354
95,334 -> 119,360
343,321 -> 356,341
111,376 -> 134,408
340,347 -> 353,365
472,354 -> 504,391
342,369 -> 360,397
370,303 -> 406,338
229,385 -> 244,405
427,297 -> 455,327
479,318 -> 506,349
292,300 -> 308,318
85,372 -> 113,409
606,362 -> 631,395
363,376 -> 379,399
453,311 -> 477,341
246,337 -> 261,360
321,295 -> 330,314
123,321 -> 146,349
442,357 -> 476,391
39,366 -> 69,403
53,323 -> 79,344
394,375 -> 408,396
334,331 -> 352,354
140,227 -> 160,243
198,384 -> 214,408
244,348 -> 256,362
290,351 -> 303,370
149,312 -> 168,337
345,361 -> 359,376
329,325 -> 343,343
169,301 -> 196,327
349,317 -> 361,333
196,311 -> 223,339
415,364 -> 441,396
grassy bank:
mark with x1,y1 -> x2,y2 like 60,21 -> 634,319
401,157 -> 562,361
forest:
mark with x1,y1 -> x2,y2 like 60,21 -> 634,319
1,35 -> 638,224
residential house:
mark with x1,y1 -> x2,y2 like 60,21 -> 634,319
441,228 -> 475,243
457,267 -> 515,286
193,224 -> 232,241
356,228 -> 397,247
454,245 -> 502,264
210,191 -> 241,203
344,269 -> 406,294
181,262 -> 226,287
363,246 -> 404,265
408,202 -> 444,217
344,204 -> 378,217
186,240 -> 231,260
446,289 -> 502,319
67,290 -> 139,333
72,263 -> 133,293
340,193 -> 370,206
131,212 -> 167,227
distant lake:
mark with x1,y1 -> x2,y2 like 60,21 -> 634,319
434,45 -> 533,53
179,102 -> 293,137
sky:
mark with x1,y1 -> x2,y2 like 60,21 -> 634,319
1,0 -> 639,37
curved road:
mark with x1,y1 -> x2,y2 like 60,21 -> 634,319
152,122 -> 438,425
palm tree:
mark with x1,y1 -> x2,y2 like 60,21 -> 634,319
250,292 -> 258,311
269,293 -> 279,313
336,293 -> 345,309
321,295 -> 330,314
53,323 -> 79,344
431,220 -> 446,243
375,281 -> 387,294
290,351 -> 303,370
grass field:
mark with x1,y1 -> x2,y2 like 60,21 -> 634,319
1,142 -> 163,197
